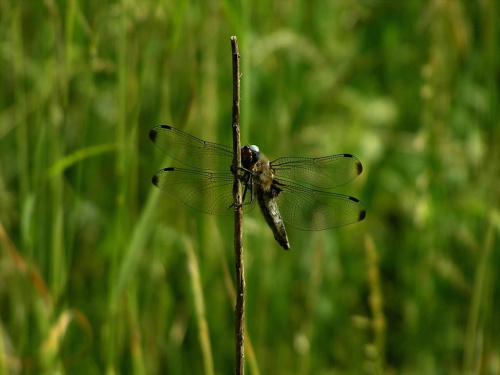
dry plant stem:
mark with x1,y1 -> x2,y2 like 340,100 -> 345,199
0,220 -> 52,309
230,36 -> 245,375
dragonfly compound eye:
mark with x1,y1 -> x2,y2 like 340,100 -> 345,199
248,145 -> 260,163
241,145 -> 260,168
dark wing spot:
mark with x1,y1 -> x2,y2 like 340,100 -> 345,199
343,154 -> 363,174
348,196 -> 360,203
152,167 -> 174,186
149,125 -> 172,142
149,129 -> 158,142
356,161 -> 363,174
152,174 -> 159,186
359,209 -> 366,221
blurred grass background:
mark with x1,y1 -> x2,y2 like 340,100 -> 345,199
0,0 -> 499,374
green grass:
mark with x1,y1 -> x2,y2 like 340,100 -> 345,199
1,1 -> 499,374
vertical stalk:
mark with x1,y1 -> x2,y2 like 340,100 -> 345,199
230,36 -> 245,375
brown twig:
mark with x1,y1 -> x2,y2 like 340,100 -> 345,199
230,36 -> 245,375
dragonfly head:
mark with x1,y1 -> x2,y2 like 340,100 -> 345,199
241,145 -> 260,168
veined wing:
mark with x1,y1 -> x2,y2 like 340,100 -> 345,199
152,167 -> 255,215
149,125 -> 233,171
271,154 -> 362,189
275,180 -> 366,230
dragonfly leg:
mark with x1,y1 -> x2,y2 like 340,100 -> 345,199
230,165 -> 253,176
228,172 -> 254,210
241,174 -> 254,204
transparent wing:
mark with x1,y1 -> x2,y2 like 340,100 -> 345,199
271,154 -> 363,189
152,167 -> 255,215
149,125 -> 233,171
275,180 -> 366,230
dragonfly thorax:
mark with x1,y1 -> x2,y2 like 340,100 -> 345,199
241,145 -> 260,169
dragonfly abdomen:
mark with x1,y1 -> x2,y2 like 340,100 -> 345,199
256,187 -> 290,250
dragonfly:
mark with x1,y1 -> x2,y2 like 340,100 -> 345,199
149,125 -> 366,250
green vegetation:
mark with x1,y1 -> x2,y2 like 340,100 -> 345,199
1,1 -> 498,374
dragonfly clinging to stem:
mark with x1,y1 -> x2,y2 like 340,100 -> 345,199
149,125 -> 366,250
